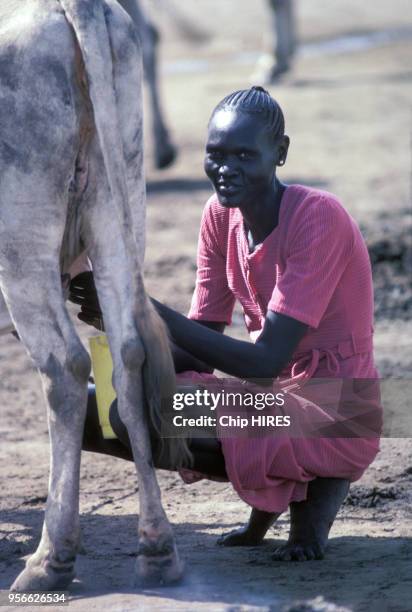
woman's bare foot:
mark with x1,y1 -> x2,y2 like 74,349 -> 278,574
217,525 -> 263,547
218,508 -> 281,547
272,478 -> 350,561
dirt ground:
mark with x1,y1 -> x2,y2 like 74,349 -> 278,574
1,1 -> 412,610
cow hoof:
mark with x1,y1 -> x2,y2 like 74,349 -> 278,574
135,540 -> 184,586
155,143 -> 177,170
10,564 -> 75,592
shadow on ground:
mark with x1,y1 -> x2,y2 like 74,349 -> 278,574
1,508 -> 411,610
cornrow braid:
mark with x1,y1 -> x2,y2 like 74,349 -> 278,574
211,86 -> 285,140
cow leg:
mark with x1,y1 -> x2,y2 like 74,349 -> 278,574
82,181 -> 183,586
118,0 -> 177,169
268,0 -> 296,80
0,261 -> 90,591
90,258 -> 183,586
142,21 -> 177,169
0,15 -> 88,585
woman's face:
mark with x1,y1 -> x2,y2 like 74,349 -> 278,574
204,108 -> 284,208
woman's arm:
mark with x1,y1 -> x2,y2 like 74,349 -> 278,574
69,272 -> 307,380
171,321 -> 225,373
152,298 -> 307,381
68,272 -> 228,374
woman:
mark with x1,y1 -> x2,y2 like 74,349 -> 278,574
71,86 -> 381,561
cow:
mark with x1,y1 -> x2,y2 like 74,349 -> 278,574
268,0 -> 296,79
0,0 -> 188,591
118,0 -> 177,169
253,0 -> 296,84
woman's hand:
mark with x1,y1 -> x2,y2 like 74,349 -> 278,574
69,272 -> 104,331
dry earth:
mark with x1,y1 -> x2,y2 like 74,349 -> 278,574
1,1 -> 411,610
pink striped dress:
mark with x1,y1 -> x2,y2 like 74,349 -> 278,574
179,185 -> 381,513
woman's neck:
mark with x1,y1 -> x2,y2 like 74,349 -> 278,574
240,179 -> 286,249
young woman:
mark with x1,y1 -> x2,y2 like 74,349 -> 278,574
71,86 -> 381,562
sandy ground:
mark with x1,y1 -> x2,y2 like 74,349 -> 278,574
1,1 -> 412,610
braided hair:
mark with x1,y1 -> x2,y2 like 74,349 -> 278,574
210,86 -> 285,141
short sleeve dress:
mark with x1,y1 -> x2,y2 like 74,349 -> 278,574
180,185 -> 381,513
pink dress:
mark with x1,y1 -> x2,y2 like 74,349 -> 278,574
179,185 -> 381,513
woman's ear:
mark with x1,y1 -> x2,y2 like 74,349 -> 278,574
276,135 -> 290,167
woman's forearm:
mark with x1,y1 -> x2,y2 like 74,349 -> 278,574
152,299 -> 277,380
171,343 -> 214,374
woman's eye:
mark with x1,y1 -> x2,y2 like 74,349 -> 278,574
207,151 -> 223,162
238,152 -> 252,161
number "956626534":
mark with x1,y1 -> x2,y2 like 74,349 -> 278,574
0,591 -> 68,606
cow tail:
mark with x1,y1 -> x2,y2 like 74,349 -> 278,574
140,296 -> 193,468
60,0 -> 191,468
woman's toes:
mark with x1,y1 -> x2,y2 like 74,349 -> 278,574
272,545 -> 291,561
292,547 -> 307,562
302,547 -> 316,561
217,528 -> 261,547
311,543 -> 325,560
272,543 -> 324,562
217,529 -> 244,546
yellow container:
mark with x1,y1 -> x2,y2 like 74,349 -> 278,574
89,335 -> 117,439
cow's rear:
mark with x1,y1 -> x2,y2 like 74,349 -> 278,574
0,0 -> 185,591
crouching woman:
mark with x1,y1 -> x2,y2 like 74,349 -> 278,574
71,87 -> 382,561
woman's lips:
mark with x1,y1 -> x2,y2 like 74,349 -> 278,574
217,183 -> 241,194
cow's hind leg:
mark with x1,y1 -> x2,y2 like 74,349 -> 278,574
82,187 -> 183,586
0,6 -> 92,589
91,260 -> 183,586
0,262 -> 90,591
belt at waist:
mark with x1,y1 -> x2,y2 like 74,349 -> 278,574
280,333 -> 373,392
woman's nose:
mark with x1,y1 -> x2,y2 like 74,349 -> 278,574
218,162 -> 236,176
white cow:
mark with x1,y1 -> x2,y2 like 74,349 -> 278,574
0,0 -> 187,591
